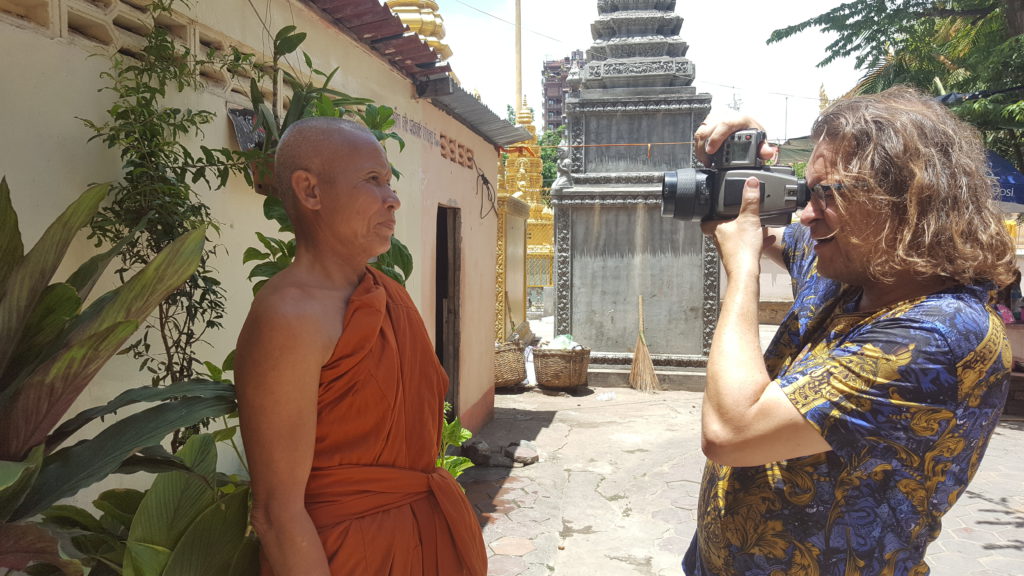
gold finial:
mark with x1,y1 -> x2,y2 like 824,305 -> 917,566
386,0 -> 453,60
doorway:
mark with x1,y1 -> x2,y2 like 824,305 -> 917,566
435,206 -> 462,413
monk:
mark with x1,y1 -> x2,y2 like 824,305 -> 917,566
234,116 -> 487,576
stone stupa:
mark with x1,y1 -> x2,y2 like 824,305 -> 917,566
552,0 -> 716,366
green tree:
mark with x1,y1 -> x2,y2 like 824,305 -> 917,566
539,126 -> 566,196
770,0 -> 1024,166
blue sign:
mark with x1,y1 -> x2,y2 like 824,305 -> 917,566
990,150 -> 1024,209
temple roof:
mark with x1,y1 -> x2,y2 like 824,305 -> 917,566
306,0 -> 530,147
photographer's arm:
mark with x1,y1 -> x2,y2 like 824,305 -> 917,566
700,179 -> 832,467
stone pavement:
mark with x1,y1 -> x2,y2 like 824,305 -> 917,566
459,383 -> 1024,576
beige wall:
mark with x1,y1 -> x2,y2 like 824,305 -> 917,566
1,0 -> 499,502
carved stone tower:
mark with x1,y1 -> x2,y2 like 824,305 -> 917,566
553,0 -> 715,365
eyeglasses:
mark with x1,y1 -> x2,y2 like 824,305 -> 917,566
809,183 -> 843,209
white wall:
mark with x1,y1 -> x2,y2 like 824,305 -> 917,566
1,0 -> 500,506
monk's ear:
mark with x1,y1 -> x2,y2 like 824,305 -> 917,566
290,169 -> 322,211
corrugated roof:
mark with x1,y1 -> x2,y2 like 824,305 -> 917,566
306,0 -> 529,148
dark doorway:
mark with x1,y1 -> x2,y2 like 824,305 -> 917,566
435,206 -> 462,413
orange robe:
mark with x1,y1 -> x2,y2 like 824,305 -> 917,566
266,267 -> 487,576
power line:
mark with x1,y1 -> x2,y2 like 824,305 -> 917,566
698,80 -> 822,102
448,0 -> 564,43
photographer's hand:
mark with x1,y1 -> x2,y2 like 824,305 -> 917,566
694,115 -> 778,166
701,177 -> 765,278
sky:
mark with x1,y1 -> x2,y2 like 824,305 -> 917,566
432,0 -> 866,143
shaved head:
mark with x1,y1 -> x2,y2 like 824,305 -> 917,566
274,116 -> 377,213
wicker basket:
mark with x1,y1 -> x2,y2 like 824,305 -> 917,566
533,346 -> 591,390
494,341 -> 527,388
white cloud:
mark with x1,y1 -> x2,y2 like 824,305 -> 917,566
436,0 -> 864,142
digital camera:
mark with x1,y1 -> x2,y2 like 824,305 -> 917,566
661,129 -> 808,225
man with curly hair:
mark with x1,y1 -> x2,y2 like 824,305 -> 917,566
685,86 -> 1017,575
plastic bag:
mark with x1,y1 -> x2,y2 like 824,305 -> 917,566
548,334 -> 577,349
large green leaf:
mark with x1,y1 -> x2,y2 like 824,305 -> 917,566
41,503 -> 109,534
0,522 -> 83,576
371,236 -> 414,286
226,535 -> 260,576
49,379 -> 235,450
126,434 -> 217,564
0,227 -> 207,460
93,488 -> 147,534
0,177 -> 25,300
0,321 -> 138,461
67,532 -> 124,573
0,444 -> 43,523
123,541 -> 171,576
161,487 -> 251,576
0,183 -> 108,391
2,284 -> 81,395
66,226 -> 206,346
11,395 -> 235,521
65,220 -> 141,303
274,29 -> 306,59
114,445 -> 191,477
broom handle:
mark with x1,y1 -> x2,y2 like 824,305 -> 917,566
638,294 -> 645,335
505,290 -> 517,330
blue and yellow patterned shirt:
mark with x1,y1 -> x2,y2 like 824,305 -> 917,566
684,223 -> 1010,576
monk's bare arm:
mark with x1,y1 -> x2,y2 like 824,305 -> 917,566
235,290 -> 333,576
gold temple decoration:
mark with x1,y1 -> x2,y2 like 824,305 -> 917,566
386,0 -> 453,60
493,99 -> 553,340
511,101 -> 555,290
494,100 -> 533,341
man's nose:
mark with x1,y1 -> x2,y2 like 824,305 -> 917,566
385,187 -> 401,210
799,200 -> 821,226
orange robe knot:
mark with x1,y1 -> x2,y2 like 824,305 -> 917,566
306,464 -> 487,575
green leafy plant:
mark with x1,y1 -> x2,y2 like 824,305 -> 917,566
243,25 -> 377,188
81,0 -> 245,452
539,125 -> 566,196
437,403 -> 474,480
40,433 -> 256,576
233,25 -> 412,289
0,178 -> 237,575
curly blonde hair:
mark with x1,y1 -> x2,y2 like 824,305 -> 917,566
811,86 -> 1017,288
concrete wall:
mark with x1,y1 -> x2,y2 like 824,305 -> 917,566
1,0 -> 499,504
569,204 -> 706,356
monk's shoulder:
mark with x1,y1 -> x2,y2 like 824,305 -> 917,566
240,273 -> 343,358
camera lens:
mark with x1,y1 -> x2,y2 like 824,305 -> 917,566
662,169 -> 710,221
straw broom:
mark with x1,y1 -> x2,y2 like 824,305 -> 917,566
629,295 -> 660,392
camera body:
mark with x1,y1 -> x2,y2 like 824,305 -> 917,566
661,129 -> 808,225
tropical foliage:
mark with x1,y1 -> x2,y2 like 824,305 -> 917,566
437,403 -> 474,480
80,0 -> 244,453
0,179 -> 236,575
769,0 -> 1024,166
539,126 -> 566,197
40,433 -> 256,576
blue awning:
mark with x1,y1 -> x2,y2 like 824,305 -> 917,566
990,150 -> 1024,212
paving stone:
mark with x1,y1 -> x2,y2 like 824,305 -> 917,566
467,385 -> 1024,575
491,536 -> 536,556
487,553 -> 528,576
